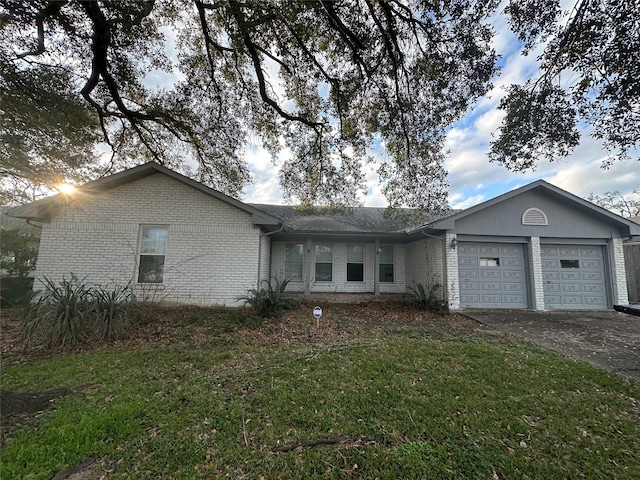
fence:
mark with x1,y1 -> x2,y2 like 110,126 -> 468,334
624,244 -> 640,303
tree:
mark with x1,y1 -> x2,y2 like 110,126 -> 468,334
3,2 -> 636,210
0,227 -> 38,276
489,0 -> 640,171
587,190 -> 640,218
1,0 -> 500,210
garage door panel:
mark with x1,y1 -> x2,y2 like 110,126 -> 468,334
459,244 -> 477,254
504,282 -> 524,291
505,294 -> 526,304
479,245 -> 499,255
458,242 -> 528,308
503,271 -> 523,279
542,244 -> 607,309
459,257 -> 478,266
561,271 -> 581,281
481,270 -> 501,279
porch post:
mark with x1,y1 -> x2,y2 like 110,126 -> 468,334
374,238 -> 380,295
305,236 -> 312,296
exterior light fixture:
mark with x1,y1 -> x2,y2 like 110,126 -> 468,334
450,237 -> 457,250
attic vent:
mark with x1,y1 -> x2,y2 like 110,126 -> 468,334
522,208 -> 548,226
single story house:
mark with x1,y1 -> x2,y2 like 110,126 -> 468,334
8,162 -> 639,310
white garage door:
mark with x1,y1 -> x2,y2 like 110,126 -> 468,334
458,243 -> 528,308
541,245 -> 607,309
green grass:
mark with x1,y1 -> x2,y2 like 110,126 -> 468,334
1,314 -> 639,479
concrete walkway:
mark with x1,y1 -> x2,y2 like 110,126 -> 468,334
464,309 -> 640,381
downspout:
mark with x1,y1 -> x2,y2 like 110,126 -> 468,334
420,229 -> 448,304
258,223 -> 285,290
26,219 -> 44,229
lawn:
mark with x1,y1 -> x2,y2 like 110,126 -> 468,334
1,304 -> 639,479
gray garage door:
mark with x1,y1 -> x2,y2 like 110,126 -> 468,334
541,245 -> 607,309
458,242 -> 528,308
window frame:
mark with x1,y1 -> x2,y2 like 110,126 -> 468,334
314,243 -> 333,282
284,243 -> 304,281
137,225 -> 168,284
379,245 -> 394,283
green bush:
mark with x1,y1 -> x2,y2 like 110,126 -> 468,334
22,275 -> 139,348
409,282 -> 449,314
238,277 -> 297,318
0,276 -> 34,306
90,283 -> 138,341
23,275 -> 93,348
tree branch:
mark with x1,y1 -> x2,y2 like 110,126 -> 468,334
15,1 -> 69,59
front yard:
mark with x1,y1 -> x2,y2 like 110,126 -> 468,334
1,304 -> 639,479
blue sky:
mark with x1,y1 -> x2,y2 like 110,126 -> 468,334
240,0 -> 639,210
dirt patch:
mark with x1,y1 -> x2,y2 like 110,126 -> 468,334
0,388 -> 73,417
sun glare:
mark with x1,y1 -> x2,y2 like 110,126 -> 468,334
56,183 -> 77,195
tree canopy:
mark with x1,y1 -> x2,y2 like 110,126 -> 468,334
1,0 -> 638,208
489,0 -> 640,171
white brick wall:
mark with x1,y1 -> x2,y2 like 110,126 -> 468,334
271,241 -> 407,294
611,237 -> 629,305
445,233 -> 460,309
530,237 -> 545,310
34,173 -> 261,306
405,237 -> 444,290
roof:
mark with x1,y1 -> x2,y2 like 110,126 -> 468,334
250,204 -> 406,233
1,207 -> 41,236
410,180 -> 640,237
6,162 -> 280,227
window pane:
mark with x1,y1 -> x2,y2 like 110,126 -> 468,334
315,263 -> 333,281
347,263 -> 364,282
141,227 -> 167,254
379,264 -> 394,283
560,259 -> 580,269
479,257 -> 500,267
285,243 -> 303,261
138,255 -> 165,283
285,243 -> 303,281
315,244 -> 332,262
379,245 -> 393,263
347,245 -> 363,262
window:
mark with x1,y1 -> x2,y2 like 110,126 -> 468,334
560,259 -> 580,269
347,245 -> 364,282
315,244 -> 333,281
480,257 -> 500,267
379,245 -> 394,283
138,226 -> 168,283
285,243 -> 304,281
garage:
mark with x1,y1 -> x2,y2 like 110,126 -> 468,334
541,245 -> 607,309
458,242 -> 528,308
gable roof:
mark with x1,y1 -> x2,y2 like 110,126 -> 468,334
409,180 -> 640,237
6,162 -> 280,227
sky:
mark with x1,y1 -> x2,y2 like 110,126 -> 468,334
239,1 -> 639,211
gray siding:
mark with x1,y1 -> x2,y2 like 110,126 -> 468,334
455,190 -> 626,239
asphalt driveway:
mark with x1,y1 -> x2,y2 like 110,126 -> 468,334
464,309 -> 640,381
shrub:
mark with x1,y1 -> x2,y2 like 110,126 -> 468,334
409,282 -> 449,314
22,276 -> 139,348
23,275 -> 94,348
90,283 -> 139,341
0,276 -> 34,306
238,277 -> 297,318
